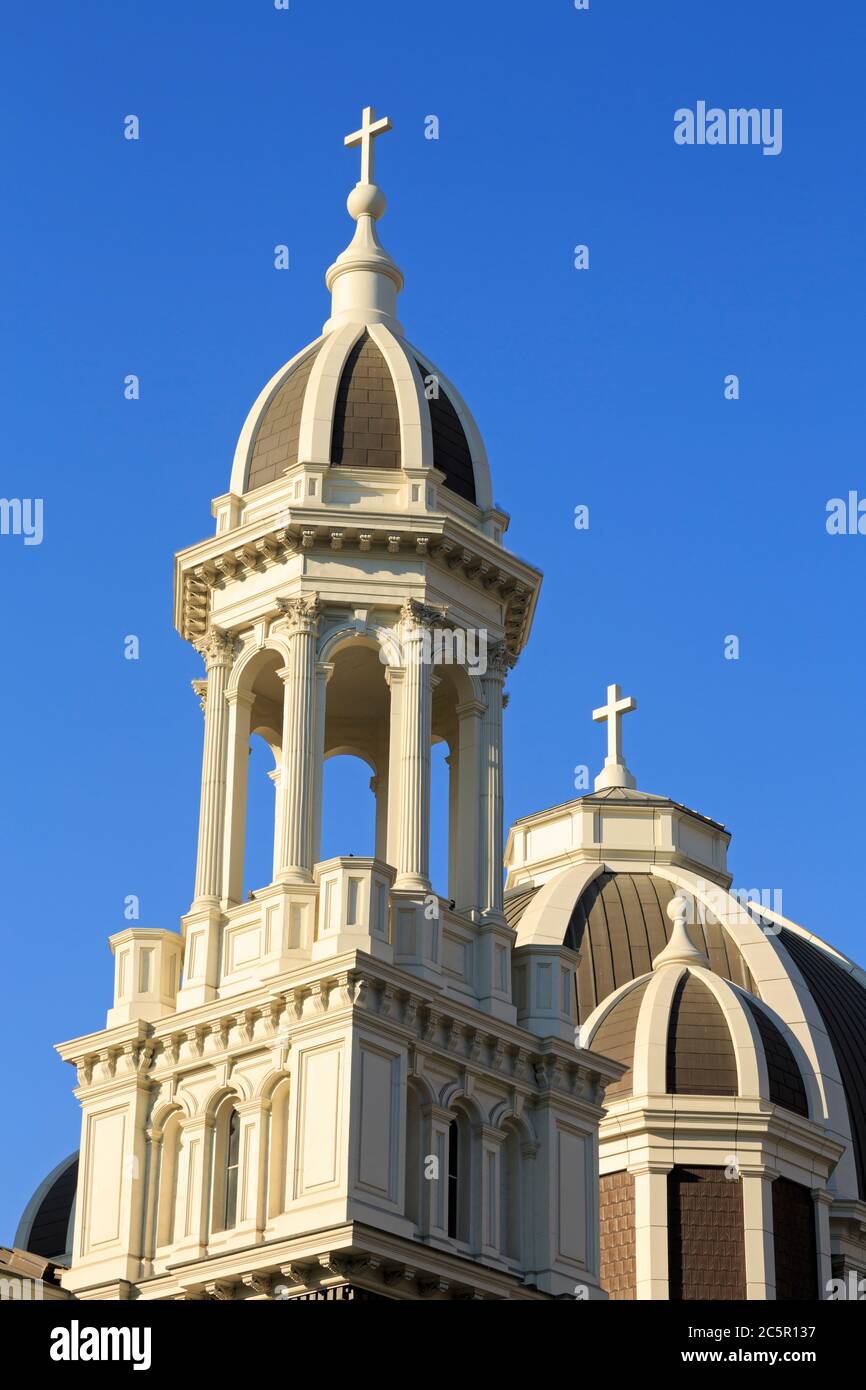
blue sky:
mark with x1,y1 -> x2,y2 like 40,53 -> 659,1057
1,0 -> 864,1241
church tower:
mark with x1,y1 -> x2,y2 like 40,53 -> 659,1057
55,110 -> 622,1302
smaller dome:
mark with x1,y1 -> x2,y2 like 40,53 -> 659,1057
235,327 -> 486,507
14,1151 -> 78,1266
585,966 -> 809,1116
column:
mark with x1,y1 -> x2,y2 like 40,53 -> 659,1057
384,666 -> 404,868
275,595 -> 321,884
812,1186 -> 834,1298
631,1161 -> 671,1299
454,699 -> 483,915
478,641 -> 510,919
310,661 -> 333,868
221,688 -> 256,904
742,1167 -> 777,1299
394,599 -> 437,891
192,627 -> 235,906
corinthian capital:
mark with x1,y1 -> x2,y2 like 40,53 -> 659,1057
275,593 -> 322,636
486,640 -> 514,679
400,597 -> 444,630
194,626 -> 236,670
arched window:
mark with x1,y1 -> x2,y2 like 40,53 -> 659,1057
224,1110 -> 240,1230
447,1118 -> 459,1238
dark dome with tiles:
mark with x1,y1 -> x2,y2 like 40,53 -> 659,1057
14,1152 -> 78,1265
243,331 -> 477,503
585,966 -> 810,1114
555,871 -> 756,1023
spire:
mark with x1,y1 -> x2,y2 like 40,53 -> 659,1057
652,894 -> 710,970
592,682 -> 637,791
323,105 -> 404,336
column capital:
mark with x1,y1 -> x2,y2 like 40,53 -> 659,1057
400,597 -> 444,630
194,626 -> 236,670
275,592 -> 322,636
484,640 -> 514,681
191,678 -> 208,713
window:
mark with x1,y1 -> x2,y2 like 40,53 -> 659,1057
224,1110 -> 240,1230
447,1119 -> 459,1238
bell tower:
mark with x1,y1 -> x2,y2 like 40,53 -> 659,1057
175,104 -> 539,1011
57,111 -> 622,1302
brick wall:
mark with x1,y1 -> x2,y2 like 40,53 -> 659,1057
668,1165 -> 746,1299
599,1170 -> 636,1299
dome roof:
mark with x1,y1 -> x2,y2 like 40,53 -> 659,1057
585,963 -> 810,1115
506,871 -> 756,1022
14,1151 -> 77,1265
241,329 -> 480,502
229,122 -> 491,510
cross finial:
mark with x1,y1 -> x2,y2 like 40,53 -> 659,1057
592,682 -> 637,791
344,105 -> 392,186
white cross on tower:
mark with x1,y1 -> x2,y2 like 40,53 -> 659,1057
592,682 -> 637,791
344,105 -> 392,186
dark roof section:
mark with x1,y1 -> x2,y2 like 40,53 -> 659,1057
778,928 -> 866,1198
503,884 -> 539,930
415,359 -> 476,504
564,872 -> 755,1023
245,345 -> 323,492
666,974 -> 738,1096
591,979 -> 652,1100
332,331 -> 401,470
14,1153 -> 78,1265
741,994 -> 809,1117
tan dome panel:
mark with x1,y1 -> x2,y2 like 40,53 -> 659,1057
590,979 -> 652,1101
246,346 -> 323,492
332,332 -> 401,470
666,974 -> 737,1097
565,872 -> 755,1023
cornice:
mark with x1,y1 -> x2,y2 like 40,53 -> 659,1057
174,509 -> 540,658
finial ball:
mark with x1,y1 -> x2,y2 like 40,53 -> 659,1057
347,182 -> 386,221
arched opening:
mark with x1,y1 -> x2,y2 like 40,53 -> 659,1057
320,641 -> 390,863
244,735 -> 278,896
430,740 -> 449,896
431,662 -> 481,912
447,1108 -> 472,1243
223,648 -> 284,904
211,1095 -> 242,1235
321,755 -> 376,861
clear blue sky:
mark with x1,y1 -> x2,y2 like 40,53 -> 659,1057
2,0 -> 864,1242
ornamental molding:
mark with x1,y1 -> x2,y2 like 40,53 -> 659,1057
62,970 -> 599,1109
177,517 -> 537,657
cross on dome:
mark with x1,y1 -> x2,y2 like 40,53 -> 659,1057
592,682 -> 637,791
344,105 -> 392,186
